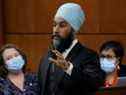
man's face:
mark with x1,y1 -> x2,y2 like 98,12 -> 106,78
53,17 -> 71,39
52,17 -> 74,52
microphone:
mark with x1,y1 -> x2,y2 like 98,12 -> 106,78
48,43 -> 57,59
48,43 -> 56,72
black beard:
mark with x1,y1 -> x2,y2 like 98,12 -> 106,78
52,31 -> 74,53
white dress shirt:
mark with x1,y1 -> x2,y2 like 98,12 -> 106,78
62,39 -> 78,75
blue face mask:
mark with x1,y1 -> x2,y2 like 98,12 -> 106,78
100,58 -> 117,74
5,55 -> 25,73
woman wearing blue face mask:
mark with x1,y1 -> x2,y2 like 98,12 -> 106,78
99,41 -> 126,87
0,44 -> 40,95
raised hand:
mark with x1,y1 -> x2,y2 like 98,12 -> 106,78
48,50 -> 70,70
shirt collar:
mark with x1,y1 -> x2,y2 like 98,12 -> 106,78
62,39 -> 78,58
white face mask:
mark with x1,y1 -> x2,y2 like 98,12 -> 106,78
100,58 -> 117,74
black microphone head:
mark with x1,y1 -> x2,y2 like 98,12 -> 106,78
48,43 -> 57,59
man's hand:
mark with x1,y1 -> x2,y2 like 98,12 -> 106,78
48,50 -> 70,70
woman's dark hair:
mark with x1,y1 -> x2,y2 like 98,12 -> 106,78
100,41 -> 125,65
0,44 -> 27,78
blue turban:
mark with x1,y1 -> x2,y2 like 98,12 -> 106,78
55,3 -> 85,32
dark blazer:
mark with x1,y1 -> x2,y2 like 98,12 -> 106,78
38,42 -> 105,95
119,64 -> 126,77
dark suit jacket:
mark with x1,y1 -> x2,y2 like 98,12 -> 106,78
38,42 -> 105,95
119,64 -> 126,77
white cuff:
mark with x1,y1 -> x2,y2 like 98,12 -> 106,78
65,62 -> 73,76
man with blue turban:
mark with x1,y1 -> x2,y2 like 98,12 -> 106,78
38,3 -> 105,95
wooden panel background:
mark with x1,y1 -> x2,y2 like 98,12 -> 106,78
1,0 -> 126,72
0,0 -> 4,46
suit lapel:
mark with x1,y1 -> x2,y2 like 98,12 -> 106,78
66,42 -> 82,62
41,51 -> 51,94
54,42 -> 83,85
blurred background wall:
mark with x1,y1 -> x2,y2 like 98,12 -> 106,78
0,0 -> 126,72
